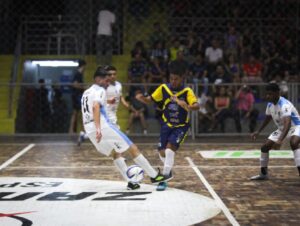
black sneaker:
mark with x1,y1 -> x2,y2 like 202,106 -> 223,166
150,173 -> 166,184
127,182 -> 140,190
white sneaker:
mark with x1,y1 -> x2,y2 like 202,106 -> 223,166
250,174 -> 269,180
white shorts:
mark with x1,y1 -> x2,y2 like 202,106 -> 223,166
87,125 -> 132,156
268,126 -> 300,142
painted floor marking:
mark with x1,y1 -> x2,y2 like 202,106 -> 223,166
0,143 -> 35,171
6,165 -> 294,170
199,150 -> 293,159
186,157 -> 240,226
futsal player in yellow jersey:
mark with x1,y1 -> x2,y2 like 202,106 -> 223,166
136,67 -> 199,190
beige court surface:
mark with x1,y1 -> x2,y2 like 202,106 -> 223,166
0,136 -> 299,226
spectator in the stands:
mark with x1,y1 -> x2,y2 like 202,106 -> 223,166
242,55 -> 263,83
36,79 -> 51,132
147,57 -> 168,85
169,37 -> 184,61
234,85 -> 259,133
284,55 -> 298,82
224,54 -> 240,83
210,64 -> 232,85
224,24 -> 239,58
128,52 -> 148,96
169,50 -> 189,80
205,39 -> 223,73
131,41 -> 148,61
209,86 -> 240,133
96,5 -> 115,65
187,54 -> 208,84
149,40 -> 169,62
126,90 -> 148,135
148,22 -> 166,48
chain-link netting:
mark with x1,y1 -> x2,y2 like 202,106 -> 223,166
1,0 -> 300,135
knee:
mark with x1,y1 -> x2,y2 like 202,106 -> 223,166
261,145 -> 270,153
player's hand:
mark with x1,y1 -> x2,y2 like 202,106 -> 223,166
251,131 -> 259,140
96,128 -> 102,143
172,96 -> 189,111
135,92 -> 143,101
107,98 -> 116,104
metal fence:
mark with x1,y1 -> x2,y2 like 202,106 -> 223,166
1,82 -> 298,137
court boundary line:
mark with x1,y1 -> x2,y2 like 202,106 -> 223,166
6,165 -> 294,169
185,157 -> 240,226
0,143 -> 35,171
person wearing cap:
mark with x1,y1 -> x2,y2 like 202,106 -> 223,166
69,59 -> 86,133
250,82 -> 300,180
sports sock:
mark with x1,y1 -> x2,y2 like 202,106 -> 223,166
293,149 -> 300,175
113,157 -> 129,181
163,148 -> 175,176
260,152 -> 269,175
133,154 -> 157,178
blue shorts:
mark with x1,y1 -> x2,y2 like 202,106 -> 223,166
158,124 -> 189,150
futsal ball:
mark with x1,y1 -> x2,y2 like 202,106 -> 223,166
126,165 -> 144,183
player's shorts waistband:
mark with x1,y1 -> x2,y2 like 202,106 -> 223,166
84,119 -> 94,125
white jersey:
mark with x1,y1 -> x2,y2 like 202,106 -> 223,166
266,96 -> 300,130
106,81 -> 122,125
81,84 -> 109,133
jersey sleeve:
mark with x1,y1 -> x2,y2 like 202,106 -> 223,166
265,103 -> 271,115
151,84 -> 164,102
187,88 -> 198,105
93,89 -> 105,106
281,104 -> 292,117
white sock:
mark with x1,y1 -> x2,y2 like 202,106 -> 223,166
113,157 -> 129,181
158,153 -> 165,163
163,148 -> 175,176
133,154 -> 157,178
260,152 -> 269,168
293,149 -> 300,167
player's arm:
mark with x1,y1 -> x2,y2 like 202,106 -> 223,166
251,115 -> 272,140
93,101 -> 102,143
136,93 -> 153,104
277,116 -> 291,144
120,95 -> 130,108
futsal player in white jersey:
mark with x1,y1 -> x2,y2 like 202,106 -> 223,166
81,66 -> 168,189
105,65 -> 129,128
251,83 -> 300,180
77,65 -> 128,144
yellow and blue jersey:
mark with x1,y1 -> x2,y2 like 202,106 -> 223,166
151,83 -> 198,127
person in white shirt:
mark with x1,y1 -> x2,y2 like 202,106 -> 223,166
81,66 -> 168,189
105,65 -> 129,128
96,6 -> 116,65
251,83 -> 300,180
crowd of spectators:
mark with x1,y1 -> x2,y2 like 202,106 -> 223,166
126,19 -> 298,132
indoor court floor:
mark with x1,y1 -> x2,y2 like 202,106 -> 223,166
0,137 -> 299,226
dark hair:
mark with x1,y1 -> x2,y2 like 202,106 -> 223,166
94,66 -> 108,79
266,82 -> 280,92
103,65 -> 116,71
78,59 -> 86,67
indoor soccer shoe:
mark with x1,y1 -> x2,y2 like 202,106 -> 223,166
127,182 -> 140,190
156,181 -> 168,191
77,131 -> 85,146
250,174 -> 269,180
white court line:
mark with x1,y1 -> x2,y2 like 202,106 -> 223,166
6,165 -> 294,170
185,157 -> 240,226
0,143 -> 35,171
